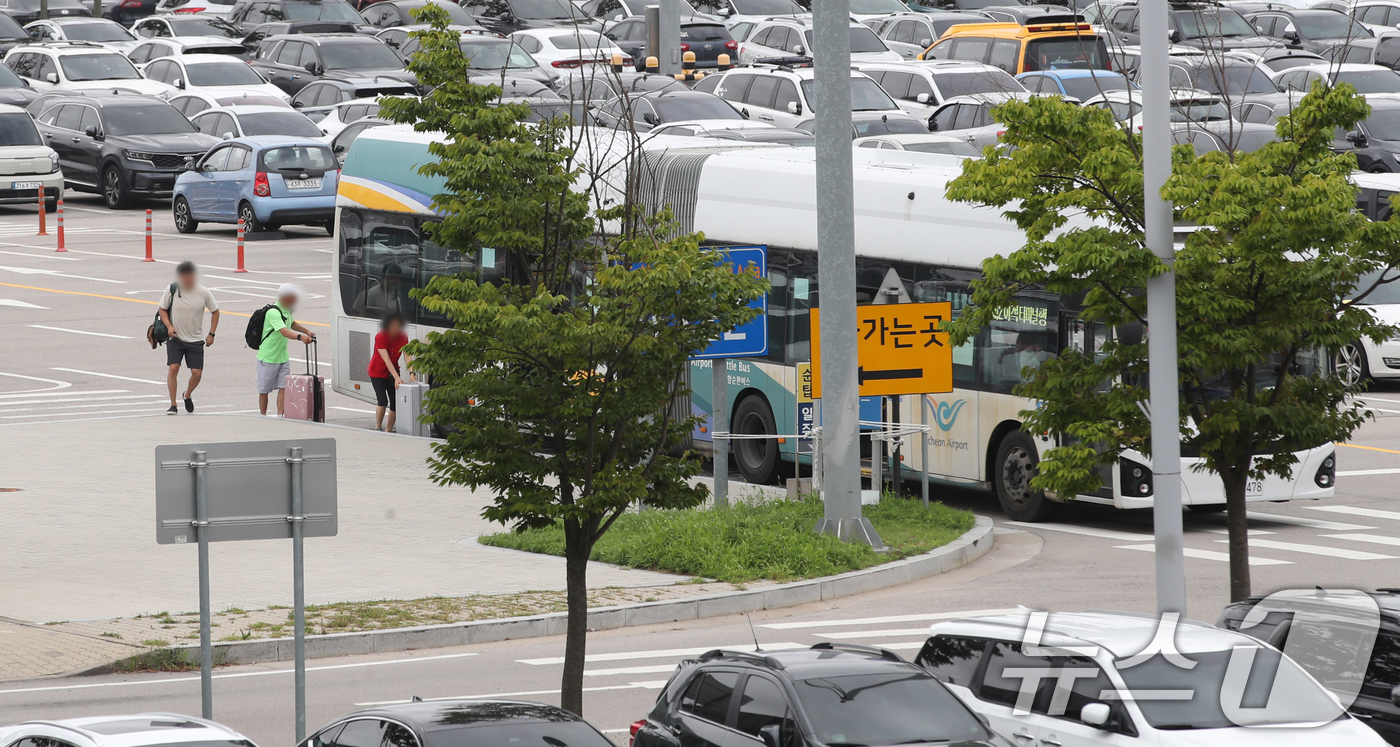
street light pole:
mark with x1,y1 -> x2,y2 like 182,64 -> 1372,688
811,0 -> 882,549
659,0 -> 680,75
1138,0 -> 1187,615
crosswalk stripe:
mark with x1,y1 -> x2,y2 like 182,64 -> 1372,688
0,388 -> 127,400
0,393 -> 163,407
353,681 -> 670,707
1003,522 -> 1152,542
1114,544 -> 1292,566
584,664 -> 683,677
1321,533 -> 1400,547
1308,505 -> 1400,522
760,609 -> 1017,630
1220,538 -> 1397,560
815,628 -> 932,640
0,396 -> 168,414
1245,512 -> 1376,531
516,643 -> 805,666
1337,469 -> 1400,477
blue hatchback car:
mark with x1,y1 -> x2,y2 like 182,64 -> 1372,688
172,136 -> 339,235
1016,69 -> 1137,104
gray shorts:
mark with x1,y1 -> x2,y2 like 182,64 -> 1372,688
256,360 -> 291,394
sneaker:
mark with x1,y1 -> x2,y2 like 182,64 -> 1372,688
166,406 -> 178,415
184,396 -> 194,413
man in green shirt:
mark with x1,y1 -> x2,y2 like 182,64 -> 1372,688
257,283 -> 316,416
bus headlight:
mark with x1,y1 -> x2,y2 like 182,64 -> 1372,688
1314,452 -> 1336,488
1120,458 -> 1153,497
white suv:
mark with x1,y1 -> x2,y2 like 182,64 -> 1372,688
919,611 -> 1388,747
712,65 -> 906,127
739,17 -> 902,63
1340,171 -> 1400,386
0,714 -> 260,747
0,103 -> 62,210
2,42 -> 174,96
859,60 -> 1026,120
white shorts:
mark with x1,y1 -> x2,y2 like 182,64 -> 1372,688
256,361 -> 291,394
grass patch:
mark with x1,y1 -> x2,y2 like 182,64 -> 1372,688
478,495 -> 974,584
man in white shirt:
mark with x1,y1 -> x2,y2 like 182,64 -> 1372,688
158,261 -> 220,414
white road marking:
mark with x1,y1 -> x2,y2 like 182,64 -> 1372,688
0,388 -> 125,400
518,643 -> 806,666
0,248 -> 77,261
1363,407 -> 1400,416
760,609 -> 1018,630
353,680 -> 668,707
583,664 -> 681,677
814,628 -> 934,640
1322,533 -> 1400,547
0,412 -> 170,427
0,265 -> 123,283
1245,512 -> 1376,531
1003,521 -> 1153,542
1358,396 -> 1400,406
291,357 -> 330,368
1114,544 -> 1292,565
0,394 -> 161,407
28,324 -> 130,339
0,299 -> 47,308
1,406 -> 166,419
1202,528 -> 1274,536
0,396 -> 167,413
1221,538 -> 1397,560
0,371 -> 70,394
331,406 -> 375,414
205,274 -> 285,287
51,368 -> 164,385
1336,468 -> 1400,477
1308,505 -> 1400,522
0,652 -> 479,696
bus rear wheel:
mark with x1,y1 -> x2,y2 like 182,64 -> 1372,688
733,395 -> 780,484
994,431 -> 1056,522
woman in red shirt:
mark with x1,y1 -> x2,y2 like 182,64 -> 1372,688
367,311 -> 412,432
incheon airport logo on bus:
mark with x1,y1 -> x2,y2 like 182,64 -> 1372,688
926,396 -> 967,432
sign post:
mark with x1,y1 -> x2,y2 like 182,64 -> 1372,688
713,360 -> 728,507
155,439 -> 337,737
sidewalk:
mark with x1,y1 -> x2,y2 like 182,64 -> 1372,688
1,413 -> 752,680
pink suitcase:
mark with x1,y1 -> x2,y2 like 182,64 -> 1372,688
284,340 -> 325,422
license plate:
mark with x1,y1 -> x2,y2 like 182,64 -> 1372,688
1247,479 -> 1264,496
286,178 -> 321,190
12,181 -> 41,190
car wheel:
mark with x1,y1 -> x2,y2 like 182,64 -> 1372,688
238,201 -> 263,233
102,166 -> 129,209
173,196 -> 198,234
733,395 -> 780,484
44,193 -> 56,213
994,431 -> 1056,522
323,219 -> 334,236
1369,164 -> 1391,174
1335,341 -> 1370,388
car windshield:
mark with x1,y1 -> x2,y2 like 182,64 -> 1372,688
0,65 -> 23,87
1296,11 -> 1369,38
937,69 -> 1024,97
60,22 -> 136,42
1338,69 -> 1400,93
1175,9 -> 1256,38
429,722 -> 612,747
653,94 -> 741,121
729,0 -> 804,14
550,31 -> 618,50
260,143 -> 337,170
0,111 -> 41,145
1058,73 -> 1129,100
0,13 -> 23,39
103,104 -> 199,135
1188,62 -> 1278,94
186,61 -> 266,86
320,41 -> 405,69
1099,98 -> 1140,120
804,26 -> 888,54
460,38 -> 537,68
519,99 -> 588,122
1025,36 -> 1110,70
794,672 -> 989,746
217,93 -> 289,106
168,16 -> 242,37
283,0 -> 365,22
510,0 -> 584,19
1351,268 -> 1400,304
904,139 -> 981,155
59,53 -> 141,81
1365,108 -> 1400,139
1169,99 -> 1229,121
240,111 -> 323,136
800,76 -> 898,111
849,0 -> 905,12
1114,650 -> 1343,729
1264,54 -> 1324,71
680,24 -> 729,41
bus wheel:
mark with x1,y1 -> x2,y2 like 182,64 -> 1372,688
733,395 -> 780,484
1187,504 -> 1227,514
995,432 -> 1056,522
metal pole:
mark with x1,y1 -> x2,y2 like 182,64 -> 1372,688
289,446 -> 307,741
1140,0 -> 1186,616
193,450 -> 212,720
93,0 -> 100,19
712,359 -> 728,507
920,396 -> 929,508
40,0 -> 47,20
659,0 -> 680,75
645,5 -> 660,74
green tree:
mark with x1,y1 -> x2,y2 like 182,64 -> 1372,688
379,7 -> 767,714
946,84 -> 1400,601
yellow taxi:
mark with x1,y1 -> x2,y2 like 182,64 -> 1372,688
916,20 -> 1112,75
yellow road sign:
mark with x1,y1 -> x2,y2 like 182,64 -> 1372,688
810,302 -> 954,397
797,362 -> 813,403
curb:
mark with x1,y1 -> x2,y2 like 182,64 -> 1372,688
95,517 -> 994,670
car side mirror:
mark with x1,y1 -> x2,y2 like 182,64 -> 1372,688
184,161 -> 198,171
1390,684 -> 1400,707
927,115 -> 937,131
174,77 -> 184,89
292,100 -> 304,108
758,725 -> 782,747
717,6 -> 729,15
1168,28 -> 1180,42
44,72 -> 57,83
1284,29 -> 1300,42
1348,129 -> 1367,146
220,132 -> 233,139
641,111 -> 656,125
305,61 -> 321,74
792,44 -> 804,55
1080,702 -> 1112,728
917,37 -> 931,47
916,92 -> 929,103
83,124 -> 99,138
786,100 -> 800,114
334,143 -> 346,153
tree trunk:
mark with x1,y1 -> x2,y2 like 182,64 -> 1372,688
560,520 -> 590,716
1222,469 -> 1252,602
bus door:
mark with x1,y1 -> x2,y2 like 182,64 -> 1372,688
914,327 -> 980,483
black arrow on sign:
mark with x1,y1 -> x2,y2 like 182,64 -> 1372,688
858,366 -> 923,385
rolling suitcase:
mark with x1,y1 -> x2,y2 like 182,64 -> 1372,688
284,340 -> 325,423
396,381 -> 430,437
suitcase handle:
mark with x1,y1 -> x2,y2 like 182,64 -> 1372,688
304,339 -> 317,376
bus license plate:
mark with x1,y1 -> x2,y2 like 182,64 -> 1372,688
12,181 -> 41,189
286,178 -> 321,190
1246,479 -> 1264,496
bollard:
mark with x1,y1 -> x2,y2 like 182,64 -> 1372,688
717,53 -> 731,71
611,53 -> 624,73
645,55 -> 658,72
235,218 -> 246,273
36,189 -> 46,236
55,198 -> 65,252
143,208 -> 153,261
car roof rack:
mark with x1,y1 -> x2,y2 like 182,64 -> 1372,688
748,55 -> 814,69
809,642 -> 905,662
698,649 -> 787,669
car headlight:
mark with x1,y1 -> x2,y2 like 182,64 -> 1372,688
124,150 -> 155,163
48,151 -> 58,173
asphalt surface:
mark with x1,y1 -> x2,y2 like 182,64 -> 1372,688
6,193 -> 1400,747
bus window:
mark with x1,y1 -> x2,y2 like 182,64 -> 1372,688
767,267 -> 788,364
351,210 -> 419,323
480,246 -> 508,285
980,297 -> 1055,393
418,223 -> 476,327
338,208 -> 364,318
913,273 -> 975,388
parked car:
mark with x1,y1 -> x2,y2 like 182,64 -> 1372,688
239,18 -> 359,54
1104,2 -> 1280,51
0,0 -> 91,25
686,0 -> 805,24
794,107 -> 928,137
0,714 -> 261,747
929,90 -> 1033,148
597,87 -> 740,130
191,103 -> 320,137
1248,7 -> 1374,53
577,0 -> 702,22
1273,61 -> 1400,95
1333,97 -> 1400,171
225,0 -> 366,34
633,644 -> 1003,747
458,0 -> 599,36
1019,67 -> 1133,102
1165,52 -> 1282,100
0,63 -> 38,105
314,94 -> 376,137
559,70 -> 681,100
286,75 -> 414,119
154,0 -> 237,16
980,5 -> 1083,24
650,119 -> 814,143
390,30 -> 557,88
360,0 -> 474,26
376,21 -> 487,52
4,42 -> 175,95
34,92 -> 220,206
144,55 -> 288,100
0,102 -> 61,209
712,66 -> 906,128
24,18 -> 139,53
250,32 -> 414,94
128,36 -> 248,64
918,611 -> 1388,747
861,60 -> 1025,120
132,13 -> 243,40
174,135 -> 336,232
920,19 -> 1112,74
327,113 -> 384,161
169,89 -> 287,115
509,27 -> 629,70
304,701 -> 613,747
855,132 -> 982,154
872,12 -> 997,59
0,13 -> 28,55
740,18 -> 901,63
603,17 -> 736,70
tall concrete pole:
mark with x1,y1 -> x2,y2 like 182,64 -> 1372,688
659,0 -> 681,75
811,0 -> 882,549
1139,0 -> 1187,615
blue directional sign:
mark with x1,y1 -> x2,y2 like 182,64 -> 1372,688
692,245 -> 767,360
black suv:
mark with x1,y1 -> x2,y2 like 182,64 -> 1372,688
32,94 -> 220,208
0,0 -> 90,25
250,32 -> 415,94
1219,590 -> 1400,745
1105,2 -> 1279,51
1246,8 -> 1373,55
632,643 -> 1004,747
225,0 -> 367,34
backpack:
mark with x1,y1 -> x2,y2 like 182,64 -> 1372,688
244,303 -> 286,350
146,282 -> 179,349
